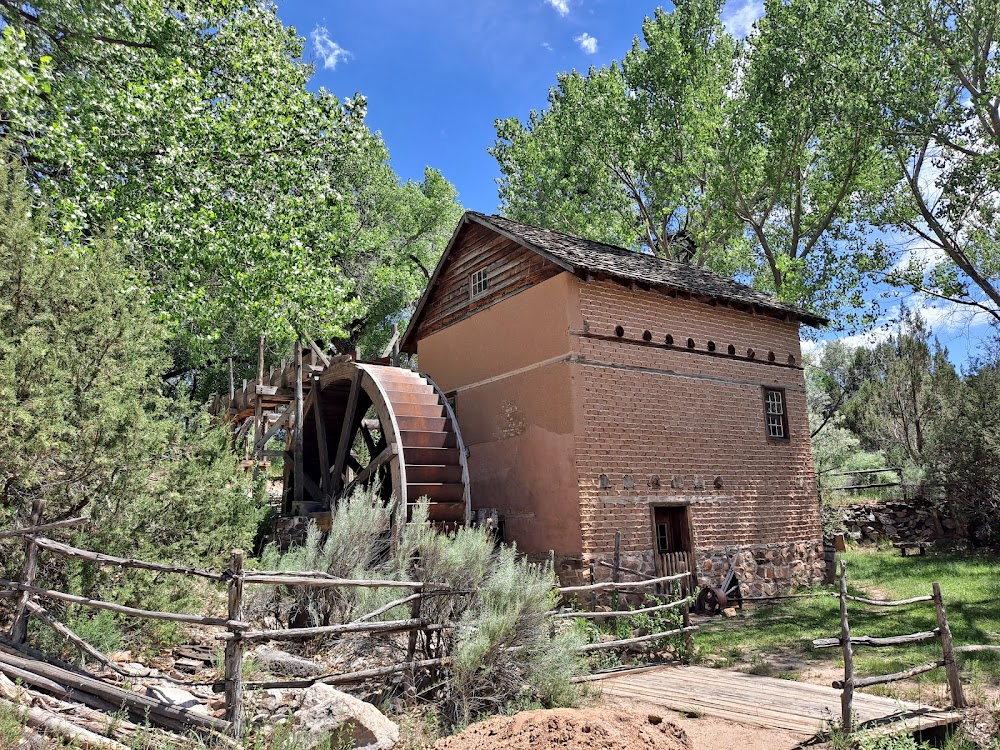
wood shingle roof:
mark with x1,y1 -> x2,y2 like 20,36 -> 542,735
401,211 -> 827,353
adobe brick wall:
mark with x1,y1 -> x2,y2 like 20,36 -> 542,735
571,278 -> 825,593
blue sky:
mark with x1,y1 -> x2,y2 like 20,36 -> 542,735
275,0 -> 993,365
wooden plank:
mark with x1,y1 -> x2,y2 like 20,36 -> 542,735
600,666 -> 960,737
312,379 -> 330,495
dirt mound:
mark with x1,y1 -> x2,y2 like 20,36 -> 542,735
433,708 -> 691,750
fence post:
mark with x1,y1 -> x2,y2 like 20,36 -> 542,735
682,573 -> 693,663
932,581 -> 967,709
11,499 -> 45,644
589,561 -> 597,611
838,559 -> 854,734
404,594 -> 422,707
224,549 -> 245,737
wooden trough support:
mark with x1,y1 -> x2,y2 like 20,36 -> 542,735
814,560 -> 967,735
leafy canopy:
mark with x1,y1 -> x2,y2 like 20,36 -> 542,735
0,0 -> 462,379
493,0 -> 896,325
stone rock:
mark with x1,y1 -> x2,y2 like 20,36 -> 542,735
254,646 -> 324,677
722,607 -> 738,618
292,684 -> 398,750
146,686 -> 210,716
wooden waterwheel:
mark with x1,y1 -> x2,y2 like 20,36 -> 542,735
213,352 -> 470,531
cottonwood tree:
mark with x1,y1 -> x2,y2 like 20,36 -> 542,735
0,0 -> 461,385
857,0 -> 1000,322
719,0 -> 896,319
492,3 -> 740,268
493,0 -> 894,322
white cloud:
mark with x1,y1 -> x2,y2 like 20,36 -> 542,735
546,0 -> 570,17
541,41 -> 553,52
310,25 -> 351,70
919,301 -> 993,334
574,32 -> 598,54
722,0 -> 764,38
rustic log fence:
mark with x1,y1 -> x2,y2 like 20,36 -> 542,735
1,515 -> 698,741
812,559 -> 1000,735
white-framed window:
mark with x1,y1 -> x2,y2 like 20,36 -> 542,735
470,268 -> 489,299
763,387 -> 789,440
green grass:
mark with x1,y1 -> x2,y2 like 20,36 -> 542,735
694,545 -> 1000,706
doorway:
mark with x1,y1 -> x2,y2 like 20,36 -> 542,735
652,505 -> 695,594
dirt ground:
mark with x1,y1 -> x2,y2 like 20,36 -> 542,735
604,695 -> 813,750
432,708 -> 692,750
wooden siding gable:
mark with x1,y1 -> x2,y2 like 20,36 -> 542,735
401,214 -> 568,352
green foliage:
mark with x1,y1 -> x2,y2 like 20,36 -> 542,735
854,0 -> 1000,322
923,354 -> 1000,547
0,1 -> 462,382
254,492 -> 583,730
0,160 -> 263,647
492,0 -> 894,324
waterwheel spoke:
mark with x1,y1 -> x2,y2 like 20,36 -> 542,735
331,371 -> 362,495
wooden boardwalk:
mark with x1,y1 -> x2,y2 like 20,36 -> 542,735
598,665 -> 962,737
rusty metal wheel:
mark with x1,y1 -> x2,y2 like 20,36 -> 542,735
696,585 -> 728,615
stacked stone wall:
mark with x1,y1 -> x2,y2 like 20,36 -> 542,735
838,498 -> 958,543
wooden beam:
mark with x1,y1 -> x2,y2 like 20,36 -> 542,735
339,444 -> 397,500
0,651 -> 230,734
813,630 -> 939,649
293,342 -> 304,510
934,581 -> 967,708
312,377 -> 330,496
30,536 -> 224,580
255,408 -> 290,451
309,340 -> 331,368
330,371 -> 362,495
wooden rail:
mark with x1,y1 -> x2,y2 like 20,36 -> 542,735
2,514 -> 700,740
822,560 -> 969,736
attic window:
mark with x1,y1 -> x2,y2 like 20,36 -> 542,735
470,268 -> 489,299
763,387 -> 789,440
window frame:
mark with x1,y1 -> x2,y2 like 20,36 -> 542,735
762,386 -> 790,441
469,268 -> 490,300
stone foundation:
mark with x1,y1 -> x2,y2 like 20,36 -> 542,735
697,540 -> 826,597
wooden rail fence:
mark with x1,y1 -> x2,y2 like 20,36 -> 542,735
2,510 -> 698,739
812,559 -> 1000,735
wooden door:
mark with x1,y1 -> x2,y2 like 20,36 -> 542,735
652,505 -> 695,595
